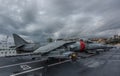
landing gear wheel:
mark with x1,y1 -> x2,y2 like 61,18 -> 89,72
69,53 -> 78,61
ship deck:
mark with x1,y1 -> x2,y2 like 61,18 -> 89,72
46,47 -> 120,76
0,47 -> 120,76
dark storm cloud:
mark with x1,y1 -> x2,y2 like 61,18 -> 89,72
0,0 -> 120,42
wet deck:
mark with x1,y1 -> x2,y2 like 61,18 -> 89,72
46,48 -> 120,76
0,47 -> 120,76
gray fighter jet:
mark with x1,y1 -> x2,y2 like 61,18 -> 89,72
13,34 -> 112,55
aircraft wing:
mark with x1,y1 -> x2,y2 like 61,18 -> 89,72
34,41 -> 75,54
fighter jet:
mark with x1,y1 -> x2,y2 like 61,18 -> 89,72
13,34 -> 112,56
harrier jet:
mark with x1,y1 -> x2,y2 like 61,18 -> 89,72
13,34 -> 113,56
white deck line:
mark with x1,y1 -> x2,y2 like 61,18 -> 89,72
10,60 -> 70,76
0,58 -> 47,69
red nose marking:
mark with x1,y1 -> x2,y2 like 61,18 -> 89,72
80,41 -> 85,52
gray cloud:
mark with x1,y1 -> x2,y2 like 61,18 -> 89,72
0,0 -> 120,42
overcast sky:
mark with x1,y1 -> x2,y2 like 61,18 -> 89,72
0,0 -> 120,42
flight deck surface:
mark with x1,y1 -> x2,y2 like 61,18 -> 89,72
0,47 -> 120,76
46,48 -> 120,76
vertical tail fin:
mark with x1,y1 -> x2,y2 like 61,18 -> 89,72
13,34 -> 28,47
